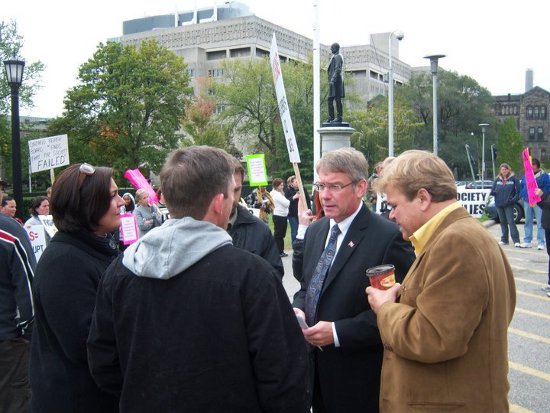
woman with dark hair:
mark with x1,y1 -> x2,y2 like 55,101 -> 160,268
121,192 -> 135,213
1,195 -> 23,225
25,195 -> 51,245
29,163 -> 123,412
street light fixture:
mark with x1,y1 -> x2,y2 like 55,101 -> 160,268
388,30 -> 404,157
424,54 -> 445,156
479,123 -> 490,188
3,58 -> 25,220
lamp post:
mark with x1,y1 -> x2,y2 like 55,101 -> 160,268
479,123 -> 490,188
3,58 -> 25,220
424,54 -> 445,156
388,30 -> 404,157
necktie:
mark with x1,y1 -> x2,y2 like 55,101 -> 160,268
305,224 -> 341,326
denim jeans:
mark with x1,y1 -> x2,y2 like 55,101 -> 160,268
496,205 -> 520,244
523,200 -> 545,245
288,216 -> 298,243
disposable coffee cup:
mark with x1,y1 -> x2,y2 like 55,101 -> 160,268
366,264 -> 396,290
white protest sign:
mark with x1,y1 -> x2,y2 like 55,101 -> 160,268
24,224 -> 47,262
119,213 -> 139,245
270,33 -> 300,163
456,188 -> 491,217
28,134 -> 70,173
38,215 -> 58,238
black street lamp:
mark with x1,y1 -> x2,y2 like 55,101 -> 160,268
3,58 -> 25,220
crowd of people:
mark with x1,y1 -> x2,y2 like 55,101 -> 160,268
5,143 -> 550,412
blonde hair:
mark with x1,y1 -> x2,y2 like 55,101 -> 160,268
375,150 -> 456,202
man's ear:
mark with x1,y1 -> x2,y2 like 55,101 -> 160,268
417,188 -> 432,211
211,193 -> 225,215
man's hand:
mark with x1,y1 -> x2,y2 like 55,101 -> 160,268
366,283 -> 401,314
297,194 -> 315,226
302,321 -> 334,347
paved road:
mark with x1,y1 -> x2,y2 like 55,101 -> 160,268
280,221 -> 550,413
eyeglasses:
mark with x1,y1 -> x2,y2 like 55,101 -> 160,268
78,163 -> 96,187
313,181 -> 355,193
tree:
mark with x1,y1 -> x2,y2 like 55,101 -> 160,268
56,40 -> 191,178
495,118 -> 523,173
0,20 -> 45,183
180,95 -> 238,156
213,57 -> 317,180
214,58 -> 280,172
396,70 -> 496,178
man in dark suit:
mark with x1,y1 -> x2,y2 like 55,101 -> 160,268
292,147 -> 415,413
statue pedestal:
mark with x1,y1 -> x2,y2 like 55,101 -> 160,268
318,124 -> 356,155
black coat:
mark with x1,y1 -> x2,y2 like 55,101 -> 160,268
29,231 -> 119,412
292,205 -> 415,412
87,245 -> 308,412
284,186 -> 311,218
228,204 -> 284,277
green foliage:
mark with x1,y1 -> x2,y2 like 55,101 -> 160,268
214,58 -> 315,181
0,20 -> 45,115
496,118 -> 523,174
393,70 -> 497,179
53,40 -> 191,180
0,20 -> 45,184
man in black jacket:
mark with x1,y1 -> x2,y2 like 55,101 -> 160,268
0,192 -> 36,412
87,146 -> 307,412
228,158 -> 284,278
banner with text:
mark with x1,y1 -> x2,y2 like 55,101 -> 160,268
270,33 -> 300,163
28,134 -> 70,173
456,187 -> 491,217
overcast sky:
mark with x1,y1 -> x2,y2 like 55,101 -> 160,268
4,0 -> 549,118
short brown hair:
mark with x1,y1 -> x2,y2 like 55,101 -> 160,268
231,157 -> 245,181
160,146 -> 233,219
272,178 -> 284,188
316,147 -> 369,183
51,163 -> 114,232
375,150 -> 456,202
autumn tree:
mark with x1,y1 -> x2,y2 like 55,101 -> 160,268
54,39 -> 191,177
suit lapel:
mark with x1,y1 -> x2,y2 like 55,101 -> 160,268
322,206 -> 370,291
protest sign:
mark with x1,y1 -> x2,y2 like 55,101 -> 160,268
522,148 -> 541,205
24,224 -> 47,262
246,154 -> 268,187
124,168 -> 159,204
38,215 -> 58,238
28,134 -> 69,173
456,187 -> 491,217
119,213 -> 139,245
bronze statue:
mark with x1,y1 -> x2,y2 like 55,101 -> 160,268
327,42 -> 345,123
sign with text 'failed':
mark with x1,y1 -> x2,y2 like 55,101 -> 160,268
28,134 -> 70,173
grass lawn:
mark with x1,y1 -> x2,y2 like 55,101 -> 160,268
267,215 -> 293,251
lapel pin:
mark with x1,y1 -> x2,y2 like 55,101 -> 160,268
348,241 -> 355,248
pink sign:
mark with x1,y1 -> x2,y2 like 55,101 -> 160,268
124,168 -> 159,204
119,213 -> 139,245
522,148 -> 541,206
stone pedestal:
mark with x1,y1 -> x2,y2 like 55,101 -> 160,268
318,123 -> 356,155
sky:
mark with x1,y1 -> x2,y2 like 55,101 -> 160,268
4,0 -> 550,118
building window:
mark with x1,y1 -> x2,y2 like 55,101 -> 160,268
537,127 -> 544,141
529,127 -> 535,140
206,50 -> 226,61
534,106 -> 540,119
207,68 -> 224,78
541,106 -> 547,120
527,106 -> 533,119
